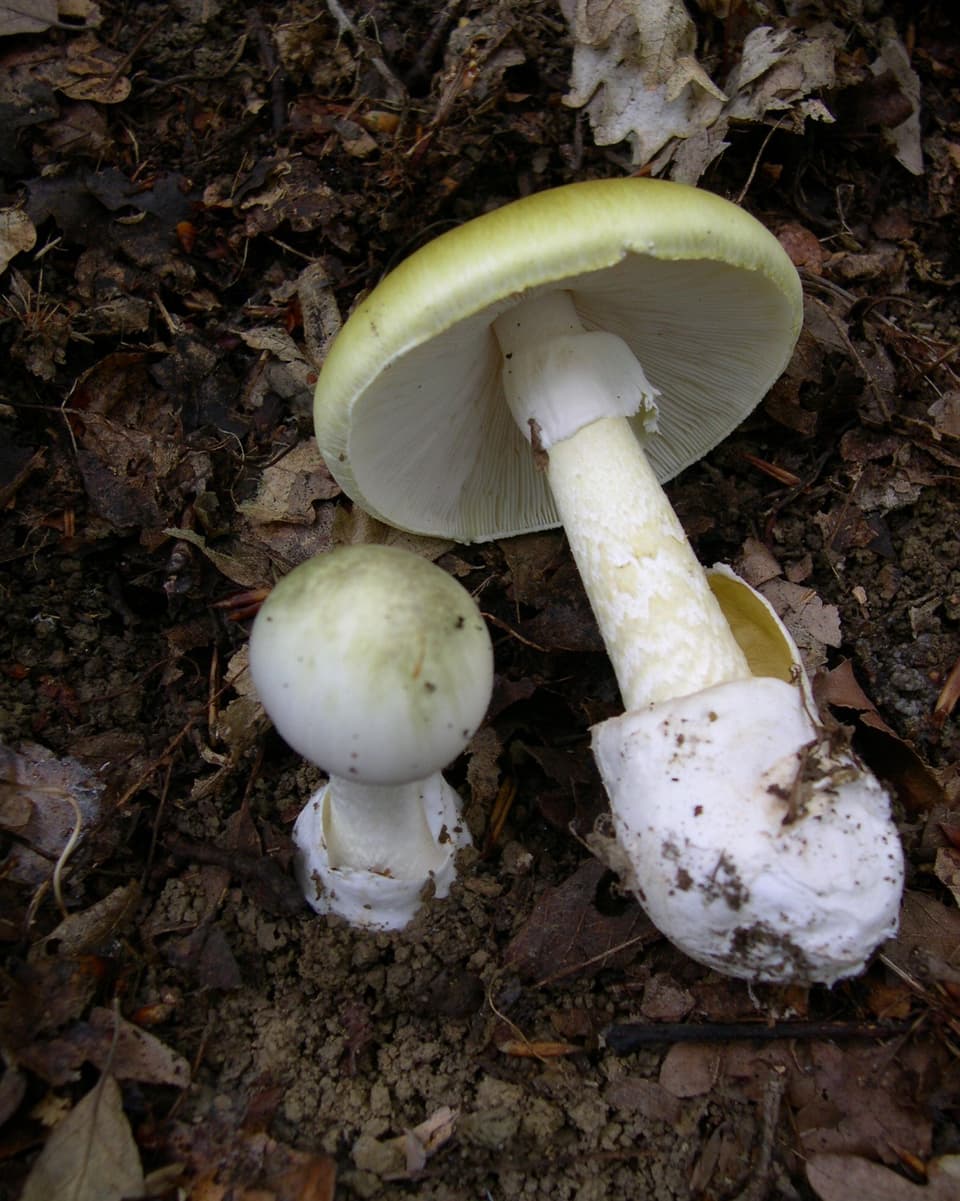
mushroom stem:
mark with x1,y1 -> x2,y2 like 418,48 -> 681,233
494,291 -> 750,710
321,774 -> 453,879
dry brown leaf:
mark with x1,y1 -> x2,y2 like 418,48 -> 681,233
794,1041 -> 933,1164
84,1008 -> 190,1087
560,0 -> 725,169
164,526 -> 273,589
352,1107 -> 458,1180
561,2 -> 841,178
1,741 -> 103,889
20,1075 -> 145,1201
884,890 -> 960,985
331,504 -> 454,560
30,881 -> 140,960
504,859 -> 656,984
808,1152 -> 960,1201
934,847 -> 960,909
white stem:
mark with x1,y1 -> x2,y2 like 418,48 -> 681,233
323,774 -> 451,879
494,291 -> 750,710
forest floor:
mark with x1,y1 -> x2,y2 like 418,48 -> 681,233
1,2 -> 959,1199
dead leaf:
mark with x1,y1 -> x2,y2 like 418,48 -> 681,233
817,660 -> 945,812
794,1041 -> 933,1164
1,741 -> 103,890
934,847 -> 960,908
353,1106 -> 458,1180
737,536 -> 782,588
560,0 -> 726,169
659,1042 -> 721,1098
20,1075 -> 145,1201
331,504 -> 454,560
884,891 -> 960,985
30,881 -> 140,960
808,1152 -> 960,1201
239,439 -> 340,526
870,34 -> 923,175
83,1008 -> 190,1087
0,206 -> 35,273
164,921 -> 243,991
759,577 -> 841,672
0,0 -> 58,37
561,2 -> 841,179
41,34 -> 130,104
164,526 -> 273,589
504,859 -> 656,984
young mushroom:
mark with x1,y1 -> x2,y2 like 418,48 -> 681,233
249,544 -> 493,930
312,178 -> 903,979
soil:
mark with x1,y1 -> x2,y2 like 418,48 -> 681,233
1,3 -> 959,1200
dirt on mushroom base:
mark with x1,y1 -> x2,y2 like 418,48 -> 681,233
1,1 -> 959,1199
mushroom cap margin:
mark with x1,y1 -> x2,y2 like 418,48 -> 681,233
315,177 -> 803,542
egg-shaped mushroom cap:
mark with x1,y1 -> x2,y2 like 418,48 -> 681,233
249,545 -> 493,785
315,177 -> 802,543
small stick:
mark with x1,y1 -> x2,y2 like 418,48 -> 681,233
603,1018 -> 913,1054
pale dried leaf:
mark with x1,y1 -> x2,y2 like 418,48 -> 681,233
760,578 -> 841,672
20,1075 -> 145,1201
0,0 -> 57,36
883,890 -> 960,985
560,2 -> 841,177
0,207 -> 36,274
1,742 -> 103,888
560,0 -> 725,167
331,505 -> 454,559
871,34 -> 923,175
164,527 -> 272,589
808,1152 -> 959,1201
298,261 -> 341,366
737,536 -> 782,588
239,439 -> 339,526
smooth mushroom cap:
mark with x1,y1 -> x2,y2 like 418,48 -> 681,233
248,545 -> 494,785
314,178 -> 802,542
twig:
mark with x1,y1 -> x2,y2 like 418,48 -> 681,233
325,0 -> 407,100
736,116 -> 787,205
603,1018 -> 913,1054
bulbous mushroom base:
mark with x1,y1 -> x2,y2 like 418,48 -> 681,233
292,773 -> 472,931
590,676 -> 904,985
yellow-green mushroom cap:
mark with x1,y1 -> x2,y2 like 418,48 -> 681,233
314,178 -> 802,543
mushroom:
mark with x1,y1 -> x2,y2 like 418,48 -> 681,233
590,566 -> 903,984
312,177 -> 903,978
248,544 -> 493,930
